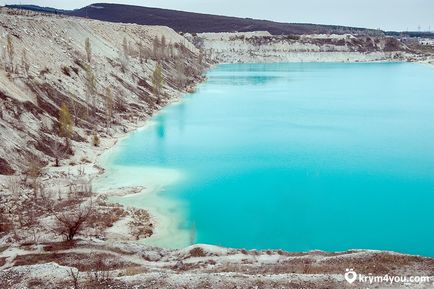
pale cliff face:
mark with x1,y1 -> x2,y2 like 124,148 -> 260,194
187,31 -> 419,63
0,8 -> 205,174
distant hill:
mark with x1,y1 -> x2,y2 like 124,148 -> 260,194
6,4 -> 67,14
7,3 -> 434,38
67,3 -> 382,35
7,3 -> 380,35
386,31 -> 434,38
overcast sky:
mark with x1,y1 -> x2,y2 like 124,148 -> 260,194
1,0 -> 433,31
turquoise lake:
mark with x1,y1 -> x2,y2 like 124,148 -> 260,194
100,62 -> 434,257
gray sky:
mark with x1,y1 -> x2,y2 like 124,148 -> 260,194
1,0 -> 433,31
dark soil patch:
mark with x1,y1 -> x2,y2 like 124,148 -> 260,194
0,257 -> 6,267
0,157 -> 15,175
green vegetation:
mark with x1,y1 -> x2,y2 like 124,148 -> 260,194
152,63 -> 164,104
58,103 -> 73,147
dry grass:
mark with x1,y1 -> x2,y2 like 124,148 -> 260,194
43,241 -> 77,252
13,252 -> 138,271
120,266 -> 148,276
88,205 -> 128,232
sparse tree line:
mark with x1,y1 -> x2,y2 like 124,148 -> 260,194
55,35 -> 207,149
0,31 -> 207,155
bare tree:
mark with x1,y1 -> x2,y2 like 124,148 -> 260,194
152,36 -> 160,60
85,37 -> 92,63
168,44 -> 174,59
68,268 -> 80,289
86,254 -> 112,287
175,57 -> 186,88
52,198 -> 94,241
137,41 -> 144,64
161,35 -> 167,59
21,49 -> 30,76
198,49 -> 204,67
85,64 -> 97,117
24,156 -> 43,191
119,38 -> 129,73
50,140 -> 67,167
122,37 -> 129,60
6,33 -> 14,72
104,86 -> 113,127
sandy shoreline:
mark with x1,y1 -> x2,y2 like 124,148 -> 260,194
91,92 -> 198,248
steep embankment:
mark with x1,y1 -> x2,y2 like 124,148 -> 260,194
0,8 -> 206,174
188,31 -> 421,63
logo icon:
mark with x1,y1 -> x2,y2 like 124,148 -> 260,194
345,268 -> 357,284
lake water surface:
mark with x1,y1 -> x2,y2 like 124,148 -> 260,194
98,63 -> 434,256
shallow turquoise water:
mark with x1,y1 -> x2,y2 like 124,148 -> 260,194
105,63 -> 434,256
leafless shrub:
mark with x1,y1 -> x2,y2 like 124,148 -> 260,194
21,49 -> 30,76
50,141 -> 67,167
6,33 -> 14,72
85,37 -> 92,63
68,268 -> 80,289
137,41 -> 144,64
50,197 -> 94,241
86,255 -> 113,287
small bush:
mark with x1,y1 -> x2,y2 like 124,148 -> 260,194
189,247 -> 206,257
92,133 -> 100,147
